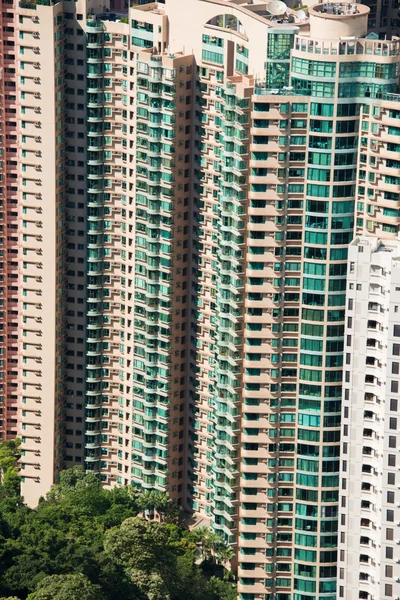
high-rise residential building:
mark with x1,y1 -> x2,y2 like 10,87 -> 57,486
362,0 -> 400,37
1,0 -> 400,597
339,236 -> 400,600
336,78 -> 400,600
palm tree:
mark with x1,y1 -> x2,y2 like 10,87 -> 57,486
203,530 -> 222,560
215,544 -> 236,579
137,490 -> 177,522
189,527 -> 223,562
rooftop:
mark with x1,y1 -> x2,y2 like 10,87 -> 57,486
131,2 -> 165,14
197,0 -> 309,27
351,236 -> 400,254
310,1 -> 369,18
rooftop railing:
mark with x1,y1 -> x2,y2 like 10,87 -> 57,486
19,0 -> 61,8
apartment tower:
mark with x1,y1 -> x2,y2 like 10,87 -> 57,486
0,0 -> 400,599
339,236 -> 400,600
338,91 -> 400,599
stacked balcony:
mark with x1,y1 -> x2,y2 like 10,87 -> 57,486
85,25 -> 105,471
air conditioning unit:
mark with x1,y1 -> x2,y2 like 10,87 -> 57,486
34,77 -> 40,83
33,63 -> 40,68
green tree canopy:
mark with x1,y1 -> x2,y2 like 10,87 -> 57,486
103,516 -> 236,600
0,448 -> 236,600
0,439 -> 21,500
0,440 -> 21,476
26,574 -> 104,600
45,466 -> 100,501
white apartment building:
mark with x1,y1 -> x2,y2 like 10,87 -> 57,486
340,236 -> 400,600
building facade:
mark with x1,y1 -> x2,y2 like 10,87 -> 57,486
339,236 -> 400,600
0,0 -> 400,598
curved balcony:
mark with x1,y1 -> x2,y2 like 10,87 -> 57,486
85,414 -> 102,422
87,71 -> 104,80
87,115 -> 104,124
87,172 -> 104,181
87,186 -> 104,197
87,131 -> 104,140
88,140 -> 104,151
85,400 -> 103,409
84,440 -> 101,449
87,39 -> 103,48
86,380 -> 103,390
87,55 -> 104,64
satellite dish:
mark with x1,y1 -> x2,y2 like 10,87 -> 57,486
267,0 -> 287,15
296,9 -> 306,19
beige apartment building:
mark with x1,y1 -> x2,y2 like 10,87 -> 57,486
0,0 -> 400,598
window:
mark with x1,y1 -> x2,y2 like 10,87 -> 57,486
394,325 -> 400,337
308,167 -> 330,182
202,50 -> 224,65
310,102 -> 334,117
292,57 -> 336,77
386,565 -> 393,578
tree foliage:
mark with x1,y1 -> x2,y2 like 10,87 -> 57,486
0,440 -> 21,500
26,574 -> 104,600
0,442 -> 236,600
